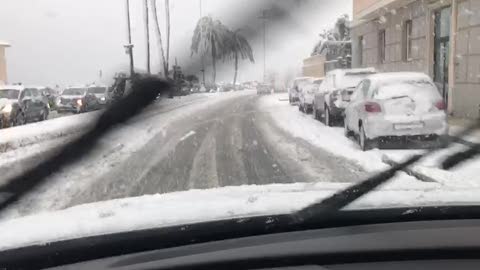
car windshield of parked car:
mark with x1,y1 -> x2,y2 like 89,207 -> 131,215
0,0 -> 480,253
63,88 -> 85,95
0,89 -> 20,99
87,87 -> 106,94
337,73 -> 373,90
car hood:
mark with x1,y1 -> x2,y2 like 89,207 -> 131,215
0,181 -> 479,252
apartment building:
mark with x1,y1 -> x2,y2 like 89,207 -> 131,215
351,0 -> 480,119
0,41 -> 10,85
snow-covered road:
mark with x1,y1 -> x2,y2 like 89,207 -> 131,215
2,91 -> 479,220
2,90 -> 372,218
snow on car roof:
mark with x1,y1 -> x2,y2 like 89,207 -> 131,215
367,72 -> 431,83
0,85 -> 24,90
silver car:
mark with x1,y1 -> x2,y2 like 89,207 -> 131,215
344,72 -> 448,151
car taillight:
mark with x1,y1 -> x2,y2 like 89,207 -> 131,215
365,102 -> 381,113
435,100 -> 446,110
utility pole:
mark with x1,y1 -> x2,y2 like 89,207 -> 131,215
199,0 -> 205,85
259,10 -> 268,83
125,0 -> 135,77
144,0 -> 151,74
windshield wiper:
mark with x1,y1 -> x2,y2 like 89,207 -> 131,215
294,119 -> 480,223
0,77 -> 171,212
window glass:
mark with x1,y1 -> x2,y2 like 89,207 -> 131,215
378,29 -> 386,63
404,20 -> 413,60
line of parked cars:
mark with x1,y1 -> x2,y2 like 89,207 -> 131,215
0,84 -> 109,129
290,69 -> 448,151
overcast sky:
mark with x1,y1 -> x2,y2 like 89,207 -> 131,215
0,0 -> 352,87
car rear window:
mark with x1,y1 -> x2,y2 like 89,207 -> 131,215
374,80 -> 441,100
63,88 -> 86,95
87,87 -> 106,94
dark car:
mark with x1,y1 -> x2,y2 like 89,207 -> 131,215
56,87 -> 100,114
86,86 -> 108,109
256,84 -> 272,95
39,86 -> 59,110
0,85 -> 50,128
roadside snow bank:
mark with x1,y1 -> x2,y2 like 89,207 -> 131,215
259,94 -> 388,172
0,180 -> 478,252
0,112 -> 98,153
260,94 -> 480,187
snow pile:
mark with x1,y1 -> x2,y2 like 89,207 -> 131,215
1,179 -> 479,252
259,94 -> 388,172
0,112 -> 98,153
259,94 -> 480,187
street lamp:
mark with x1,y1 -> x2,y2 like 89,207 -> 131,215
258,10 -> 269,83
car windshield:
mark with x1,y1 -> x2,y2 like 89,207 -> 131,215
62,88 -> 85,95
87,87 -> 106,94
1,0 -> 480,251
0,89 -> 20,99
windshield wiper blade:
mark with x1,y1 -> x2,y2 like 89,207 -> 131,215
294,119 -> 480,223
0,77 -> 171,213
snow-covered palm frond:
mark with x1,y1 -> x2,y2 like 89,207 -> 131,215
191,16 -> 227,58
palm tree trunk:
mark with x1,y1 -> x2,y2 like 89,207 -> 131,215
165,0 -> 171,74
233,52 -> 238,87
151,0 -> 168,77
144,0 -> 151,74
211,36 -> 216,83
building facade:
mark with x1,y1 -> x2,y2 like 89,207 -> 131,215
351,0 -> 480,119
302,54 -> 326,78
0,41 -> 10,85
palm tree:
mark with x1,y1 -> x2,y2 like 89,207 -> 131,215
191,16 -> 228,83
151,0 -> 168,77
224,29 -> 254,87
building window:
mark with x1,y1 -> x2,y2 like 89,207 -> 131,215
403,20 -> 413,61
378,29 -> 386,63
358,36 -> 364,66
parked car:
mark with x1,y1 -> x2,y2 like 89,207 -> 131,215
313,68 -> 376,126
56,87 -> 98,114
344,72 -> 448,151
0,85 -> 50,128
299,78 -> 323,113
257,84 -> 273,95
289,77 -> 312,104
86,85 -> 108,109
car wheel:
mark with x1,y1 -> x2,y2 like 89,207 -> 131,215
299,103 -> 304,113
325,106 -> 332,127
359,125 -> 374,151
344,118 -> 353,137
39,108 -> 48,121
13,112 -> 26,126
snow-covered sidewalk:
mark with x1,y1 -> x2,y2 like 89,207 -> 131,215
259,94 -> 480,188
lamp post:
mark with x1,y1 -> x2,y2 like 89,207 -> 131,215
258,10 -> 269,83
125,0 -> 135,77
